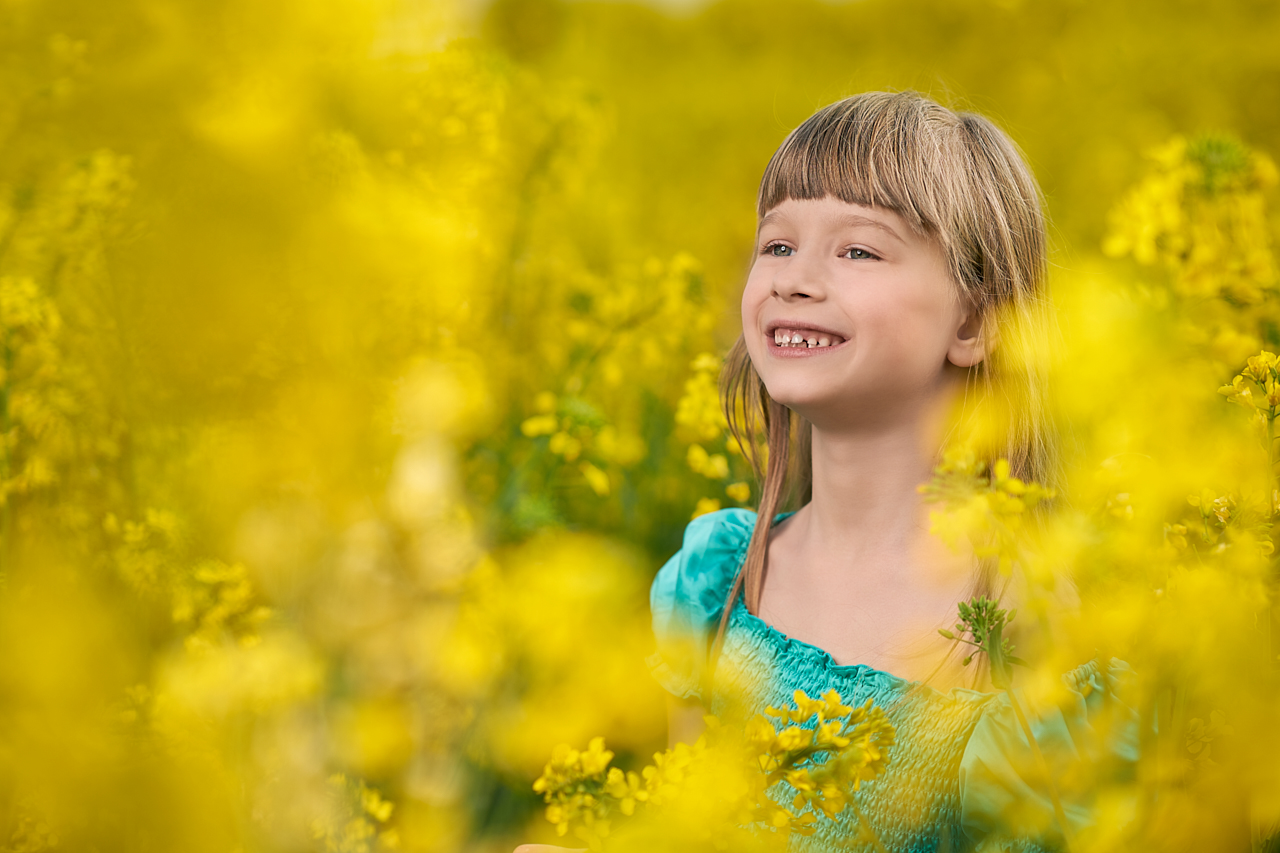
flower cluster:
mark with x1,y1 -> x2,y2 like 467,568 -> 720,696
919,451 -> 1054,575
1220,350 -> 1280,426
533,689 -> 896,850
1198,348 -> 1280,556
1104,136 -> 1277,304
675,353 -> 754,517
1103,135 -> 1279,367
752,691 -> 896,822
534,735 -> 713,849
675,353 -> 729,443
939,598 -> 1026,690
312,774 -> 399,853
531,738 -> 627,844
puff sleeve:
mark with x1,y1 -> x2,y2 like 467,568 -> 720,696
959,658 -> 1141,851
647,508 -> 755,700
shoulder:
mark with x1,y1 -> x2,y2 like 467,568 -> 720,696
959,658 -> 1140,847
963,658 -> 1139,762
665,507 -> 757,575
650,508 -> 756,619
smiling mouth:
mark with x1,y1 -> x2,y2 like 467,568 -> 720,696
771,327 -> 847,349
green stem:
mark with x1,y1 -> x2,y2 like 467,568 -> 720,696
0,203 -> 20,590
1005,687 -> 1076,851
1136,684 -> 1163,829
1268,411 -> 1277,529
1268,412 -> 1279,670
847,797 -> 890,853
1168,683 -> 1188,772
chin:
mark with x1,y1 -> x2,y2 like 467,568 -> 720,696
760,381 -> 830,417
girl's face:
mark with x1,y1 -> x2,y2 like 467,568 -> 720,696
742,196 -> 984,432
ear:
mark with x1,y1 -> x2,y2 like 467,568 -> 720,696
946,309 -> 987,368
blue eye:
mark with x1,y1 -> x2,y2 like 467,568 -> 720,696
765,243 -> 793,257
845,247 -> 876,260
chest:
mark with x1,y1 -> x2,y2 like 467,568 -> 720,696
757,564 -> 971,686
757,513 -> 976,685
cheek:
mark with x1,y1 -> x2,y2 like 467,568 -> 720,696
741,268 -> 765,310
740,273 -> 770,332
857,291 -> 957,363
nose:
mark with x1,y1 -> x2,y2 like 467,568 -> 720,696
772,253 -> 826,302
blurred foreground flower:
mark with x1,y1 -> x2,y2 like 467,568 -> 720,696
532,689 -> 895,851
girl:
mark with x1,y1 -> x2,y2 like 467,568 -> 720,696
524,91 -> 1134,853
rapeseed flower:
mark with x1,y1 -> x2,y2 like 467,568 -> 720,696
534,689 -> 895,846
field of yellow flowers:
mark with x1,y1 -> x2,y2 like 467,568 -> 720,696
1,0 -> 1279,850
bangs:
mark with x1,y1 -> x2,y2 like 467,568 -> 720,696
756,92 -> 954,236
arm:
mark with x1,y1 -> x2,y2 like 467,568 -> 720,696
667,693 -> 707,747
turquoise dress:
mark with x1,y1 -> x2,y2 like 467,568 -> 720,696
649,509 -> 1139,853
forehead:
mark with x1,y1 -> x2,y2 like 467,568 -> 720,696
756,197 -> 917,243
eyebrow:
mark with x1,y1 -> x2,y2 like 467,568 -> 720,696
755,210 -> 788,238
837,213 -> 906,244
756,209 -> 907,244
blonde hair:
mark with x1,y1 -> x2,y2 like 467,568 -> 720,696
711,91 -> 1053,672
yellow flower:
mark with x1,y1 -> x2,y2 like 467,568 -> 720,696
814,720 -> 851,750
521,414 -> 559,437
686,444 -> 729,479
546,804 -> 568,835
579,737 -> 615,776
675,353 -> 727,442
691,497 -> 720,519
549,431 -> 582,461
534,391 -> 557,413
813,789 -> 848,818
775,726 -> 811,752
725,481 -> 751,503
594,425 -> 647,466
360,787 -> 394,822
785,768 -> 816,792
579,462 -> 610,496
1244,351 -> 1277,382
604,767 -> 648,815
790,689 -> 827,722
744,714 -> 776,750
820,689 -> 853,718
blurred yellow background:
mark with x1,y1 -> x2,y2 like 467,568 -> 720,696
1,0 -> 1278,850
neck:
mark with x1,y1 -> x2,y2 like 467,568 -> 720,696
805,421 -> 932,550
798,382 -> 958,559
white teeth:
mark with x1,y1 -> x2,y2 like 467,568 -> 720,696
772,329 -> 841,348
